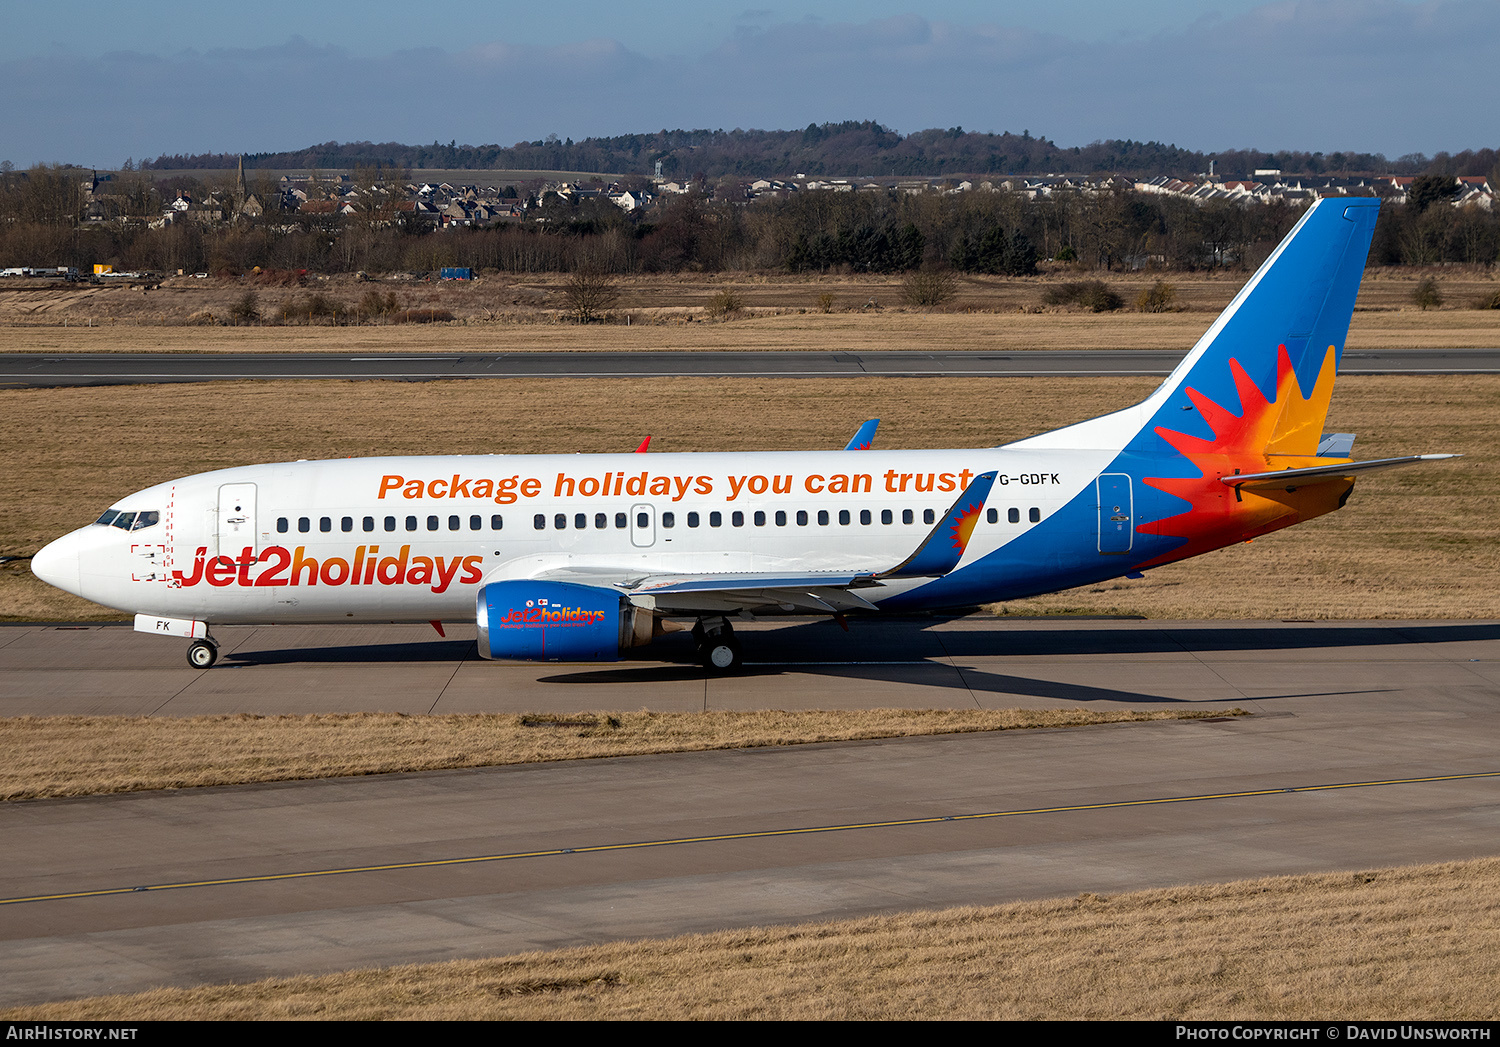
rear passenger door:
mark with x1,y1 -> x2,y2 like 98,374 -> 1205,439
1096,474 -> 1133,554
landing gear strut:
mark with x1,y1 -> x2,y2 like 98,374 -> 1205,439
692,616 -> 742,673
186,638 -> 219,669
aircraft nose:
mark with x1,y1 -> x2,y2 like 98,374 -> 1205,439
31,532 -> 82,595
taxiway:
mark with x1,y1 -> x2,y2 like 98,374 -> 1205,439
2,348 -> 1498,387
1,617 -> 1497,1006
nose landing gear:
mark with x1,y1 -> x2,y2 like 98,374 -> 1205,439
186,638 -> 219,669
692,616 -> 742,673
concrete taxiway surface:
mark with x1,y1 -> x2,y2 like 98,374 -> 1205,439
2,348 -> 1498,387
2,617 -> 1498,1006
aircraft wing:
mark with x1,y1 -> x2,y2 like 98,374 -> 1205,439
516,471 -> 998,615
631,574 -> 885,614
519,564 -> 883,613
1221,454 -> 1460,490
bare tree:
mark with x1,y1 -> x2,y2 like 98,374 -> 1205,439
900,266 -> 957,308
563,265 -> 619,322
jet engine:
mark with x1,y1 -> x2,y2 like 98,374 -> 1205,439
476,580 -> 654,661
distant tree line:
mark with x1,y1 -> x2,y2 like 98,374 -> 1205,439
2,165 -> 1496,276
136,123 -> 1500,182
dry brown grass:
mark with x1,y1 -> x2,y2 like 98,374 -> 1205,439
10,857 -> 1497,1019
3,306 -> 1500,353
2,268 -> 1499,349
5,374 -> 1493,621
0,708 -> 1230,801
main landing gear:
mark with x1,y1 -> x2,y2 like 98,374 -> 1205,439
186,637 -> 219,669
692,616 -> 742,673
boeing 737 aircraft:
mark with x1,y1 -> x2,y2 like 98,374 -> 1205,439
32,198 -> 1456,671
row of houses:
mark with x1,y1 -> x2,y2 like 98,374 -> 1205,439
1135,174 -> 1494,209
82,163 -> 1499,233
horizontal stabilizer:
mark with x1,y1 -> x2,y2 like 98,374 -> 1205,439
1221,454 -> 1460,489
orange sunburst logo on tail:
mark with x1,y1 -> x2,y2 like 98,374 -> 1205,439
1140,344 -> 1349,567
950,501 -> 983,553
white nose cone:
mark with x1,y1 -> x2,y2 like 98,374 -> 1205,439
31,533 -> 82,596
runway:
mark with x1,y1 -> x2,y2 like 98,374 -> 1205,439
2,347 -> 1498,387
2,617 -> 1498,1006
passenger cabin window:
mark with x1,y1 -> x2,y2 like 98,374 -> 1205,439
574,513 -> 586,530
450,515 -> 462,531
924,509 -> 935,524
614,512 -> 627,529
797,510 -> 808,526
555,514 -> 567,530
277,517 -> 289,533
534,514 -> 545,530
903,509 -> 914,525
775,511 -> 787,526
687,512 -> 700,528
298,517 -> 310,533
341,516 -> 353,533
1008,508 -> 1020,524
662,512 -> 675,528
637,511 -> 650,528
491,515 -> 504,530
710,512 -> 722,528
839,510 -> 850,526
818,510 -> 829,526
860,509 -> 871,525
1029,507 -> 1041,523
320,517 -> 332,532
362,517 -> 375,532
427,515 -> 439,531
754,511 -> 766,526
385,516 -> 397,532
470,515 -> 482,531
986,509 -> 998,524
881,509 -> 893,525
594,513 -> 606,529
731,511 -> 744,527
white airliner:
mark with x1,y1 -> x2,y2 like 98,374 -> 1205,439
32,198 -> 1455,671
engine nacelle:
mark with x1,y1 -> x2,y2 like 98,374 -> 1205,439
477,580 -> 634,661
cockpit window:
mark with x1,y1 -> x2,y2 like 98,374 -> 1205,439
98,510 -> 159,531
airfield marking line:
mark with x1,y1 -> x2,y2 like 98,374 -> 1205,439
3,770 -> 1496,908
15,369 -> 1500,380
3,370 -> 1182,381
